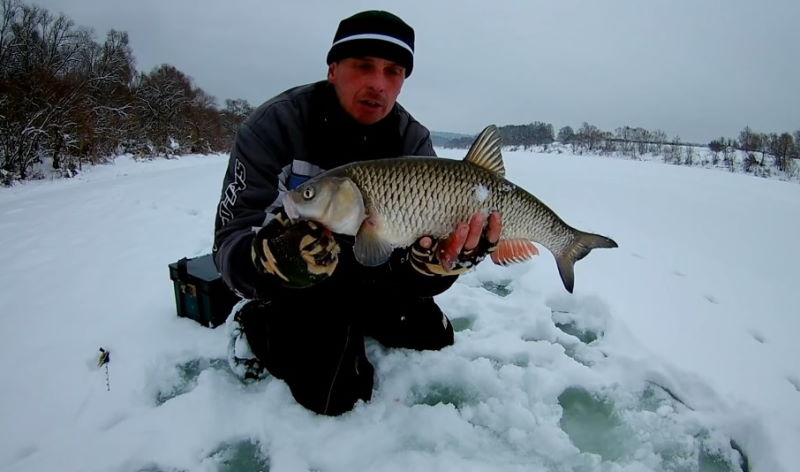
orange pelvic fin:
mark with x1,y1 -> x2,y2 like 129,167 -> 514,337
490,239 -> 539,266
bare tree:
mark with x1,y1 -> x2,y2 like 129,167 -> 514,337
615,126 -> 635,157
184,87 -> 224,154
0,1 -> 244,184
651,129 -> 667,154
0,1 -> 94,179
683,145 -> 695,166
132,64 -> 194,156
738,126 -> 760,154
722,139 -> 736,171
793,130 -> 800,159
664,136 -> 682,164
221,98 -> 253,148
557,125 -> 574,145
768,133 -> 794,173
81,29 -> 136,161
576,122 -> 603,152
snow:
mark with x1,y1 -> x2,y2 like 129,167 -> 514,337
474,183 -> 490,203
1,148 -> 798,472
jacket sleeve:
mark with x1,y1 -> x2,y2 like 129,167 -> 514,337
212,103 -> 295,299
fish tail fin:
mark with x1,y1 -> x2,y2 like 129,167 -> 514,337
556,231 -> 618,293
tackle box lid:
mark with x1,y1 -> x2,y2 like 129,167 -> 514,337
169,253 -> 221,283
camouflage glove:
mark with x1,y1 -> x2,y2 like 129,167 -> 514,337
408,235 -> 498,277
407,212 -> 503,277
251,211 -> 340,288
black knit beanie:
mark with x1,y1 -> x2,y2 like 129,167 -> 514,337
326,10 -> 415,77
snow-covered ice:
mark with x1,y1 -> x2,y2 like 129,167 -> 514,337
1,148 -> 798,472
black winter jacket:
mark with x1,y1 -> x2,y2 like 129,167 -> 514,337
213,80 -> 457,302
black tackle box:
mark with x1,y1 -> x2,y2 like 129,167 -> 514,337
169,253 -> 239,328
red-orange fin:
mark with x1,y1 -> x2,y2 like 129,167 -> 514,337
490,239 -> 539,266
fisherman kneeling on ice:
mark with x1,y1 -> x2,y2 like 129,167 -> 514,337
213,10 -> 504,415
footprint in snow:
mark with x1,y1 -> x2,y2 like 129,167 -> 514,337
100,411 -> 128,431
748,329 -> 766,344
6,445 -> 37,468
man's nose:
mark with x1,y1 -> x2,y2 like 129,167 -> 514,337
365,71 -> 387,92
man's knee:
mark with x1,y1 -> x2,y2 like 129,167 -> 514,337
365,297 -> 455,351
285,347 -> 374,416
239,299 -> 375,415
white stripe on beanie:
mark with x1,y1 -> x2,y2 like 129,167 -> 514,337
331,33 -> 413,54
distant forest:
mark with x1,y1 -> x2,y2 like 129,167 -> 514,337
0,0 -> 253,184
441,122 -> 800,179
2,0 -> 798,185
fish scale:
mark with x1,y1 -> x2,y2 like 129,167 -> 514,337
332,157 -> 573,252
284,125 -> 618,293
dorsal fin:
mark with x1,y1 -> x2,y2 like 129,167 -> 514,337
464,125 -> 505,177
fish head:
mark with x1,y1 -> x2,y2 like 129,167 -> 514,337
283,176 -> 366,236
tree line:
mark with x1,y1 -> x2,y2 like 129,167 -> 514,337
443,122 -> 800,177
0,0 -> 252,184
4,0 -> 798,185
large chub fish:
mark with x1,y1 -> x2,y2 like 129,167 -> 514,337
283,125 -> 618,292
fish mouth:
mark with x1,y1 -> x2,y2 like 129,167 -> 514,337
282,193 -> 299,221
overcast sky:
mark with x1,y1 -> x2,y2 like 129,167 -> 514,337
31,0 -> 799,143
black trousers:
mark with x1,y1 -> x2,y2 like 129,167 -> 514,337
238,294 -> 454,416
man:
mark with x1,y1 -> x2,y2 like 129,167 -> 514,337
213,10 -> 501,415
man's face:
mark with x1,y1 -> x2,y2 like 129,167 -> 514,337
328,57 -> 406,125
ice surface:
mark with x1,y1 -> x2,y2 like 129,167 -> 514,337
1,149 -> 798,471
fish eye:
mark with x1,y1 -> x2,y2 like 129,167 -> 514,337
302,186 -> 315,200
